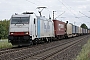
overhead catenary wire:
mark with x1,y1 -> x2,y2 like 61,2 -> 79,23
25,0 -> 89,19
55,11 -> 65,19
57,0 -> 86,26
25,0 -> 66,18
58,0 -> 90,19
25,0 -> 53,18
58,0 -> 77,17
60,1 -> 89,19
25,0 -> 90,28
79,11 -> 90,18
57,0 -> 90,28
26,0 -> 39,6
26,0 -> 51,12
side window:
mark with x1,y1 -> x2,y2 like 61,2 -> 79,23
34,18 -> 35,24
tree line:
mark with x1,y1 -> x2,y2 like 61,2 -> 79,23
0,20 -> 9,39
81,23 -> 88,29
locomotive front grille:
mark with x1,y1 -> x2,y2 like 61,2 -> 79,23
8,35 -> 32,42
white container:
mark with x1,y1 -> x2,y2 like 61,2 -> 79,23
79,27 -> 82,34
76,26 -> 79,33
67,24 -> 72,34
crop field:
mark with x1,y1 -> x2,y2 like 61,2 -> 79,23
0,39 -> 12,49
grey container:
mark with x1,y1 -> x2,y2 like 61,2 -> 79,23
76,26 -> 79,33
82,28 -> 85,33
72,25 -> 76,34
72,25 -> 79,34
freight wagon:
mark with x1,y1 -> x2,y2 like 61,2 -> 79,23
66,23 -> 73,37
72,25 -> 79,36
65,23 -> 81,38
82,28 -> 86,34
88,29 -> 90,34
53,20 -> 66,39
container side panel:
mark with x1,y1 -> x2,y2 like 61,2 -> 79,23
53,20 -> 65,36
72,25 -> 75,33
76,26 -> 79,33
67,24 -> 72,34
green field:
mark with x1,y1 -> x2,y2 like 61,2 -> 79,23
0,39 -> 12,49
76,39 -> 90,60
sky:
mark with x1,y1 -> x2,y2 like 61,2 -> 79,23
0,0 -> 90,28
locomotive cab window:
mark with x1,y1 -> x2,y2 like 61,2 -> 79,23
11,17 -> 30,24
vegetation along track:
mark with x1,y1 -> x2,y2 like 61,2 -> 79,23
0,35 -> 89,60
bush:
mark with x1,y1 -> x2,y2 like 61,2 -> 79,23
0,39 -> 12,49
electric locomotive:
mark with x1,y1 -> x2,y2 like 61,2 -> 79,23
8,12 -> 54,46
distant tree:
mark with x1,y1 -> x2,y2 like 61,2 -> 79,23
0,24 -> 5,39
0,20 -> 10,39
80,23 -> 88,29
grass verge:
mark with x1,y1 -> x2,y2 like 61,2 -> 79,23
0,39 -> 12,49
76,39 -> 90,60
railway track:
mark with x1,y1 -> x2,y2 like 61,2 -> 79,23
50,36 -> 90,60
0,35 -> 89,60
45,35 -> 89,60
24,35 -> 89,60
0,36 -> 78,56
0,46 -> 33,56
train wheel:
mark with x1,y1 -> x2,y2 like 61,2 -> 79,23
29,40 -> 33,45
33,39 -> 38,45
50,38 -> 52,41
48,38 -> 51,43
46,38 -> 50,43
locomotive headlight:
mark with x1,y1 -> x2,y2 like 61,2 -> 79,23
25,32 -> 29,34
10,33 -> 14,34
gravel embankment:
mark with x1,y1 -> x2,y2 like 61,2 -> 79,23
50,35 -> 90,60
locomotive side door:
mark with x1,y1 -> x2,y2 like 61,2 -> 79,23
33,18 -> 37,38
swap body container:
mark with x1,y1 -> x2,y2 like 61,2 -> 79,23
86,29 -> 88,33
89,29 -> 90,34
82,28 -> 85,34
67,23 -> 72,35
72,25 -> 79,34
53,20 -> 66,36
72,25 -> 75,34
88,29 -> 90,34
85,29 -> 88,34
79,27 -> 82,34
76,26 -> 79,33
